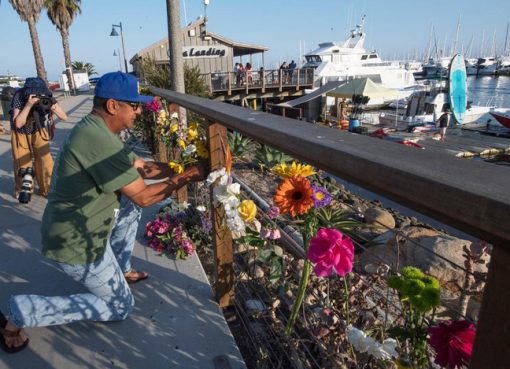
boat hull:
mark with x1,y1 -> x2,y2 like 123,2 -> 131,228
490,110 -> 510,129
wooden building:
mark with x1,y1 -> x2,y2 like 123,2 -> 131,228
130,17 -> 268,76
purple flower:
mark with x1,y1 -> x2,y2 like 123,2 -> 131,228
200,215 -> 212,233
267,206 -> 280,219
311,186 -> 332,209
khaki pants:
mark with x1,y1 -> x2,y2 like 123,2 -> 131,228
11,129 -> 54,197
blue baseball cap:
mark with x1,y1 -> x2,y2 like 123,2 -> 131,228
95,72 -> 152,103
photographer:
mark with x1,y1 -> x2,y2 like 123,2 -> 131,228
10,77 -> 68,199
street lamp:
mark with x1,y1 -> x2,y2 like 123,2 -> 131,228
110,22 -> 128,73
113,49 -> 122,71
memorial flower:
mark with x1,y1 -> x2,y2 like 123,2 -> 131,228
272,161 -> 316,178
311,185 -> 332,209
238,199 -> 257,222
427,320 -> 476,369
274,176 -> 314,217
307,228 -> 354,277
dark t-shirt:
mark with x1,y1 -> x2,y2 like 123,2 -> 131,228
439,113 -> 450,128
10,91 -> 47,134
41,114 -> 140,264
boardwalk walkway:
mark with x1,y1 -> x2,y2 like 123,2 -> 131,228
0,93 -> 246,369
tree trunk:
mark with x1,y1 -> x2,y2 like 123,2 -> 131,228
27,15 -> 47,84
166,0 -> 185,94
60,28 -> 76,94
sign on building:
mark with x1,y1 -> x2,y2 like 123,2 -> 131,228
182,46 -> 227,59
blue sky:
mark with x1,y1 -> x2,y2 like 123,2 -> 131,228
1,0 -> 509,81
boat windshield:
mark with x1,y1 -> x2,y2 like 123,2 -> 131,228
305,55 -> 322,63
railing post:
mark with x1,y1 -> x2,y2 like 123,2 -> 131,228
279,69 -> 283,92
470,244 -> 510,369
261,70 -> 266,93
207,121 -> 234,308
208,74 -> 213,94
227,72 -> 232,95
168,102 -> 188,204
296,68 -> 301,91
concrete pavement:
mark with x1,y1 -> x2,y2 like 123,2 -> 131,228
0,93 -> 246,369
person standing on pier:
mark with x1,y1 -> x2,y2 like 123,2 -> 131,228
437,108 -> 451,141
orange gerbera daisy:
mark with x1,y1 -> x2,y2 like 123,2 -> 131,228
274,176 -> 314,217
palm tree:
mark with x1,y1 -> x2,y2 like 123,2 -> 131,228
71,61 -> 97,76
45,0 -> 81,92
9,0 -> 48,82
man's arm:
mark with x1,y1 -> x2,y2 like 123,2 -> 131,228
121,164 -> 207,208
133,158 -> 179,180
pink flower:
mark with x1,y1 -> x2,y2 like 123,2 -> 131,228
307,228 -> 354,277
181,239 -> 194,255
267,206 -> 280,219
146,99 -> 162,112
428,320 -> 476,369
156,221 -> 169,234
260,227 -> 281,240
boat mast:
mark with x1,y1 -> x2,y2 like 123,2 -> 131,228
453,15 -> 461,54
504,22 -> 509,56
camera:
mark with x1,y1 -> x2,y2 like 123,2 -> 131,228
35,94 -> 55,112
18,167 -> 35,204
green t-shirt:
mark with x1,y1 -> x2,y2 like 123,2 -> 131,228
41,113 -> 140,264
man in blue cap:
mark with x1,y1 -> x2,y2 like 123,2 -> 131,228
1,72 -> 208,353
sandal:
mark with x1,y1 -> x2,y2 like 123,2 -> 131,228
124,270 -> 149,284
0,310 -> 29,354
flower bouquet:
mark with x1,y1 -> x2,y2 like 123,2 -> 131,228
146,98 -> 209,173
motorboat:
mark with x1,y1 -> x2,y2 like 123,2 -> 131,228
379,90 -> 493,127
303,16 -> 415,89
421,57 -> 450,79
476,57 -> 497,76
465,58 -> 478,76
489,109 -> 510,129
497,56 -> 510,75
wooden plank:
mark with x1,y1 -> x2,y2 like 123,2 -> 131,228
168,103 -> 188,204
470,245 -> 510,368
207,122 -> 234,308
150,87 -> 510,245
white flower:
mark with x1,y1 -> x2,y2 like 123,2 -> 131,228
206,168 -> 229,186
178,201 -> 190,211
227,213 -> 246,233
379,339 -> 398,360
213,184 -> 240,206
196,205 -> 206,212
347,325 -> 398,360
183,144 -> 196,156
170,112 -> 178,119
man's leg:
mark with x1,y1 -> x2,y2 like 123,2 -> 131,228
7,245 -> 134,330
109,196 -> 143,273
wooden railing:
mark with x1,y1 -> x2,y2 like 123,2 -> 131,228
200,68 -> 315,94
150,86 -> 510,369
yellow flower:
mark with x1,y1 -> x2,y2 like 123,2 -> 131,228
168,161 -> 184,174
170,123 -> 178,133
238,200 -> 257,222
187,127 -> 198,141
196,141 -> 209,158
272,161 -> 316,178
159,110 -> 167,119
177,138 -> 186,150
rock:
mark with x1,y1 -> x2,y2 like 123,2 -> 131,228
253,265 -> 265,279
359,226 -> 490,294
245,299 -> 266,313
364,207 -> 396,230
